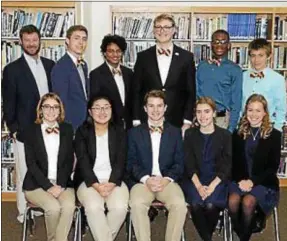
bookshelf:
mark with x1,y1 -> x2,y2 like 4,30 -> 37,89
1,1 -> 80,202
111,6 -> 287,187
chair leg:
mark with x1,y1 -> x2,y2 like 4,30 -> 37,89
28,208 -> 34,237
180,228 -> 186,241
127,212 -> 132,241
223,209 -> 228,241
74,207 -> 81,241
22,207 -> 30,241
78,208 -> 82,241
273,207 -> 280,241
228,215 -> 233,241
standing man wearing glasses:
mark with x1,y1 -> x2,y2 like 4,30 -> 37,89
132,14 -> 196,132
90,34 -> 133,129
2,25 -> 55,223
196,29 -> 243,132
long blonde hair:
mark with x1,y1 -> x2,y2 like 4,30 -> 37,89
238,94 -> 272,139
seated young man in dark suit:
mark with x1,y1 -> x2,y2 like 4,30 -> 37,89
127,90 -> 187,241
90,34 -> 133,129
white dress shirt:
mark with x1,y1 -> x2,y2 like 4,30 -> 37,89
41,122 -> 60,182
156,44 -> 173,86
107,61 -> 125,106
24,53 -> 49,97
93,131 -> 112,183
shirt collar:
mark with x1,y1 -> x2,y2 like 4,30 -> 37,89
251,67 -> 268,74
67,51 -> 78,66
23,53 -> 40,64
42,121 -> 59,129
106,61 -> 121,72
148,120 -> 164,128
156,43 -> 173,55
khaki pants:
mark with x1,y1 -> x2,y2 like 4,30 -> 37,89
129,182 -> 187,241
25,188 -> 75,241
77,182 -> 129,241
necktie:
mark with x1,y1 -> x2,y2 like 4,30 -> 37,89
207,58 -> 221,66
112,68 -> 122,76
157,48 -> 171,57
77,57 -> 85,67
45,127 -> 59,134
250,71 -> 264,79
149,125 -> 164,134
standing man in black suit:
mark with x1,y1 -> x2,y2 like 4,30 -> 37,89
132,13 -> 196,132
2,25 -> 55,223
90,34 -> 133,129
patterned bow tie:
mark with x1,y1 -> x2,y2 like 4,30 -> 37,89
45,127 -> 59,135
112,68 -> 122,76
157,48 -> 171,57
77,57 -> 85,67
207,58 -> 221,66
250,71 -> 264,79
149,125 -> 164,134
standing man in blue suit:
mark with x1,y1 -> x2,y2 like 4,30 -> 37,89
127,90 -> 187,241
51,25 -> 89,131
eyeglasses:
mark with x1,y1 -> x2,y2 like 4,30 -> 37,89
42,105 -> 60,112
154,25 -> 174,32
212,39 -> 229,45
91,105 -> 111,113
106,49 -> 122,55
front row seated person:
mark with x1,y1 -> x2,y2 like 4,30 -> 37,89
74,95 -> 129,241
182,96 -> 232,241
229,94 -> 281,241
127,90 -> 187,241
23,93 -> 75,241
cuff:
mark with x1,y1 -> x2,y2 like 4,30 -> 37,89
140,175 -> 150,184
164,177 -> 174,182
133,120 -> 141,127
183,119 -> 192,125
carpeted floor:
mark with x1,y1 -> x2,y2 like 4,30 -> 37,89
2,187 -> 287,241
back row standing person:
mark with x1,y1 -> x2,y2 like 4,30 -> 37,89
132,13 -> 196,132
51,25 -> 89,131
196,29 -> 243,132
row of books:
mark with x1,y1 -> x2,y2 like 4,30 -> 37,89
278,156 -> 287,178
1,137 -> 14,159
113,13 -> 190,40
274,16 -> 287,40
1,166 -> 16,192
273,46 -> 287,69
1,8 -> 75,38
1,41 -> 66,67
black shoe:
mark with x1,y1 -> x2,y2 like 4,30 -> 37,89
148,206 -> 158,222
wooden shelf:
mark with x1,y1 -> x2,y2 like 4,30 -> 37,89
2,1 -> 75,8
2,192 -> 16,202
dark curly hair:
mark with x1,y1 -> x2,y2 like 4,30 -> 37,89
100,34 -> 127,54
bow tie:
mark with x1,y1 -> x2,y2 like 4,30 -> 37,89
112,68 -> 122,76
157,48 -> 171,57
149,125 -> 163,134
250,71 -> 264,79
45,127 -> 59,135
77,57 -> 85,67
207,58 -> 221,66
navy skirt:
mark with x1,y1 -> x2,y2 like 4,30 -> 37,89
182,178 -> 228,209
229,182 -> 279,214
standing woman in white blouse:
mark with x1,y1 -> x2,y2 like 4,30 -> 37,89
74,94 -> 129,241
23,92 -> 75,241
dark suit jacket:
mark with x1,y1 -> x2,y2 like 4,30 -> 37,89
1,55 -> 54,142
184,126 -> 232,182
23,122 -> 74,191
73,123 -> 127,189
89,62 -> 133,129
126,122 -> 184,189
132,44 -> 196,127
232,128 -> 281,190
51,53 -> 89,130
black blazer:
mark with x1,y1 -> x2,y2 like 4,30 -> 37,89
132,44 -> 196,127
89,62 -> 133,129
2,55 -> 54,142
73,123 -> 127,189
232,128 -> 281,190
23,122 -> 74,191
184,125 -> 232,182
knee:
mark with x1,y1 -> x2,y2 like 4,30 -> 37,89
129,196 -> 149,210
45,203 -> 61,216
84,202 -> 105,216
61,201 -> 76,214
167,199 -> 187,213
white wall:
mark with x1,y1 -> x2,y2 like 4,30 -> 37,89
81,1 -> 287,69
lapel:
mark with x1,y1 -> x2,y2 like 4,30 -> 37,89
120,65 -> 129,105
158,122 -> 170,164
87,125 -> 97,162
35,124 -> 48,166
252,135 -> 267,170
40,57 -> 52,91
164,44 -> 180,87
141,123 -> 153,163
149,46 -> 163,87
193,128 -> 204,163
20,55 -> 40,99
57,123 -> 66,168
108,125 -> 117,166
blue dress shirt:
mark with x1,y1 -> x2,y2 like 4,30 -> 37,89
196,57 -> 243,132
242,67 -> 286,131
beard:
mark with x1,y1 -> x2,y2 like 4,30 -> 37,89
22,43 -> 41,57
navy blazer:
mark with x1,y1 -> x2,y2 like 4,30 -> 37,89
23,122 -> 74,191
126,122 -> 184,188
51,53 -> 89,130
2,55 -> 54,142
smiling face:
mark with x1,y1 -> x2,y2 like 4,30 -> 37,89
246,101 -> 266,127
211,32 -> 230,59
249,48 -> 270,71
20,32 -> 41,57
153,19 -> 175,45
104,42 -> 122,68
89,98 -> 112,125
41,98 -> 60,125
144,97 -> 167,123
66,30 -> 88,57
196,103 -> 215,128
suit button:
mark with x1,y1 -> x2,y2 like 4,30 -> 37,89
162,88 -> 166,92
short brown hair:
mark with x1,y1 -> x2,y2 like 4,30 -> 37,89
20,24 -> 41,40
193,97 -> 216,126
35,93 -> 65,124
144,90 -> 166,105
153,14 -> 175,27
66,25 -> 88,39
248,38 -> 271,57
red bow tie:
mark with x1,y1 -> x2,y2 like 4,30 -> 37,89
157,48 -> 171,57
46,127 -> 59,134
112,68 -> 122,76
77,57 -> 85,67
149,125 -> 163,134
250,71 -> 264,79
207,58 -> 221,66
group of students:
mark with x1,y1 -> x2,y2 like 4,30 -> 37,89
1,12 -> 285,241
